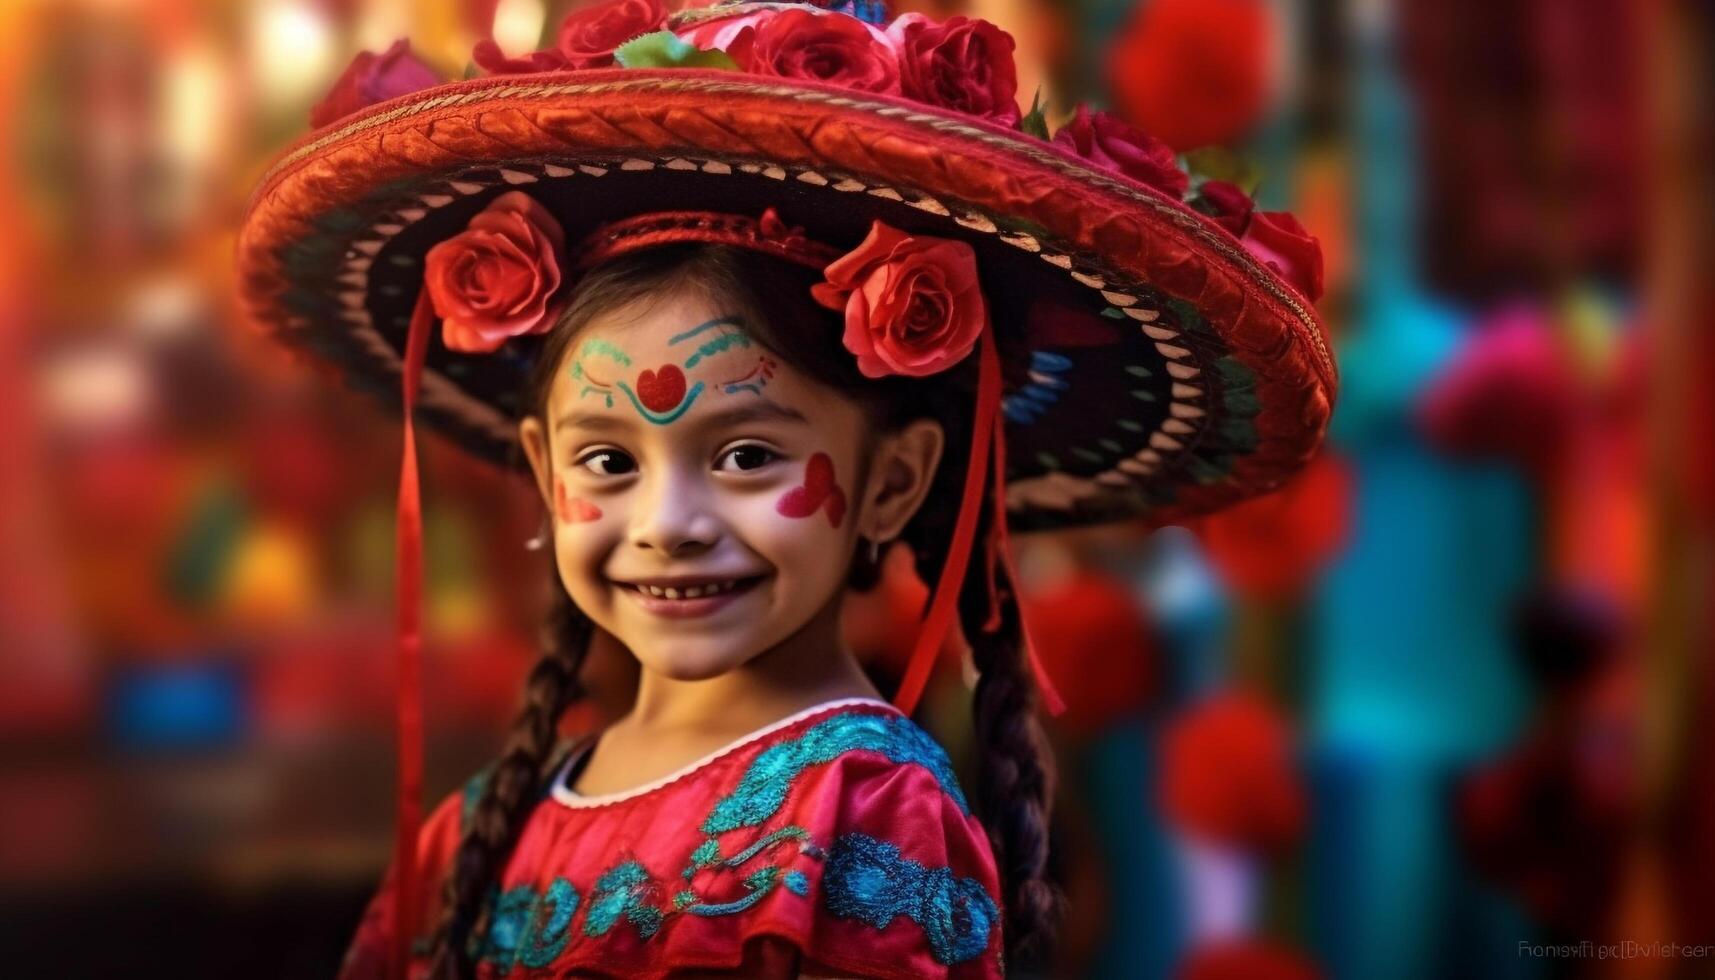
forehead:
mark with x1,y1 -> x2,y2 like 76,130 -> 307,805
546,287 -> 854,433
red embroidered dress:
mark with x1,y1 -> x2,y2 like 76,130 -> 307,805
339,698 -> 1005,979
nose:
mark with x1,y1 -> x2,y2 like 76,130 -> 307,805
627,461 -> 722,556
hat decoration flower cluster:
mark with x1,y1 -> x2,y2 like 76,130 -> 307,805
314,0 -> 1323,373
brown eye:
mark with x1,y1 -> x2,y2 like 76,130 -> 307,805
577,449 -> 636,476
717,444 -> 778,473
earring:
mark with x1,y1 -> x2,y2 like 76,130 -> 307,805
525,515 -> 551,551
868,537 -> 883,564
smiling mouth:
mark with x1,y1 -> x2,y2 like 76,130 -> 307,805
613,575 -> 768,601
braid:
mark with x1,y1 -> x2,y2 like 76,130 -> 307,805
961,544 -> 1060,960
426,578 -> 594,978
900,404 -> 1061,963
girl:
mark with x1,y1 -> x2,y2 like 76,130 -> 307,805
344,216 -> 1057,977
237,1 -> 1333,976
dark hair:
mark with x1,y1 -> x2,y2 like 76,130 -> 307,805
427,243 -> 1059,976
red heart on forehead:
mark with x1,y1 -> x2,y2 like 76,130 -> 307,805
777,452 -> 837,519
635,365 -> 686,413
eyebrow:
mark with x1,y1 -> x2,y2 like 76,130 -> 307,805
554,398 -> 809,433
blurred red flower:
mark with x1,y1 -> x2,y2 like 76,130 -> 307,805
1158,690 -> 1307,854
1105,0 -> 1273,152
1021,569 -> 1157,738
1193,451 -> 1349,600
310,39 -> 443,128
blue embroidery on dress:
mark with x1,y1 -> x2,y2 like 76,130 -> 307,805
585,860 -> 663,939
822,834 -> 1000,966
703,712 -> 968,835
476,877 -> 579,971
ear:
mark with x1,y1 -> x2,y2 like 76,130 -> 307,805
518,414 -> 555,513
858,418 -> 945,543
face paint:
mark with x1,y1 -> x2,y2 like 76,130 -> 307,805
776,452 -> 847,528
716,356 -> 778,396
554,477 -> 603,523
568,339 -> 630,408
617,365 -> 705,424
669,316 -> 751,370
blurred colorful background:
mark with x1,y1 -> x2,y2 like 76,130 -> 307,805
2,0 -> 1712,977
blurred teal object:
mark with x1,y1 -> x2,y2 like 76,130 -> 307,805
1304,10 -> 1532,980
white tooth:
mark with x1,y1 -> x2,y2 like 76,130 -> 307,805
684,586 -> 705,598
664,587 -> 680,599
647,586 -> 665,597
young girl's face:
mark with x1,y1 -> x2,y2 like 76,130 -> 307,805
519,286 -> 933,681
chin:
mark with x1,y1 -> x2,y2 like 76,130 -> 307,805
635,643 -> 757,681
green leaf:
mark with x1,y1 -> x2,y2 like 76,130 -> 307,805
613,31 -> 740,70
1019,87 -> 1049,140
1183,146 -> 1262,195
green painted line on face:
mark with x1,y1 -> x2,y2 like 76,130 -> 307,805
616,380 -> 706,424
683,331 -> 752,370
579,339 -> 633,366
668,316 -> 746,347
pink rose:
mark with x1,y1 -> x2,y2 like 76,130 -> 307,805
1052,105 -> 1189,199
556,0 -> 668,69
741,9 -> 901,95
310,39 -> 442,128
887,14 -> 1021,126
810,221 -> 987,378
424,192 -> 568,353
1195,181 -> 1323,301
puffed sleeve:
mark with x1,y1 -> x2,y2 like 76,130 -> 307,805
336,776 -> 477,980
794,748 -> 1007,980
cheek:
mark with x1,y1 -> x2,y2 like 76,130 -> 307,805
772,452 -> 849,529
553,477 -> 603,523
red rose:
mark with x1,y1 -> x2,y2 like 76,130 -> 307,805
556,0 -> 668,69
1196,179 -> 1254,235
810,221 -> 986,378
472,38 -> 572,75
1052,105 -> 1189,198
1158,691 -> 1306,854
1194,181 -> 1324,302
741,9 -> 900,95
887,13 -> 1021,126
310,39 -> 442,128
424,192 -> 567,353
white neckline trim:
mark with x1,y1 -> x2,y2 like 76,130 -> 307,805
549,696 -> 900,809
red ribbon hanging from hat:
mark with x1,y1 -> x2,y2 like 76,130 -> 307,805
389,289 -> 434,980
890,325 -> 1065,719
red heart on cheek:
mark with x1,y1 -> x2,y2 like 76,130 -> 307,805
777,453 -> 843,523
824,487 -> 847,528
635,365 -> 686,413
555,479 -> 603,523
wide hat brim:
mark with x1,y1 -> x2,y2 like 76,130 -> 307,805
237,67 -> 1335,530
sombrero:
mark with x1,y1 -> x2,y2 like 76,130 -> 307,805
236,0 -> 1334,955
